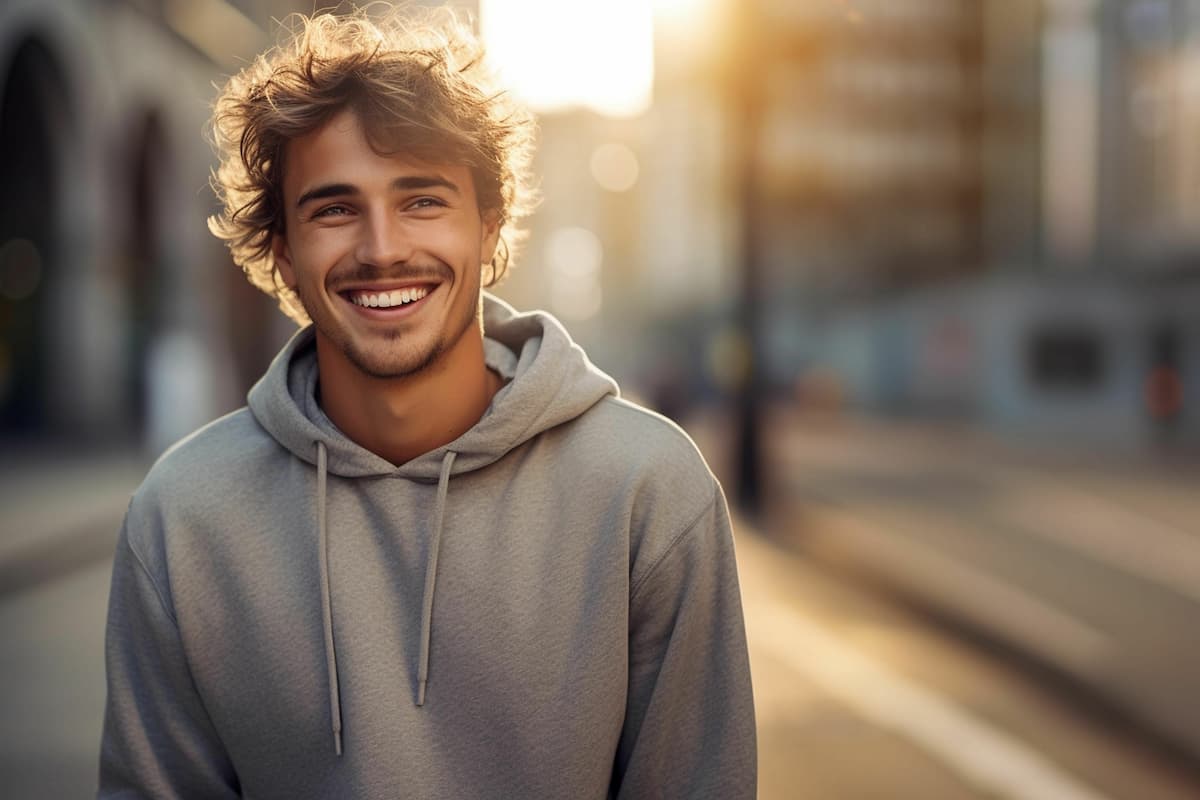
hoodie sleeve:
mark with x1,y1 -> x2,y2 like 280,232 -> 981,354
613,482 -> 757,799
98,517 -> 240,799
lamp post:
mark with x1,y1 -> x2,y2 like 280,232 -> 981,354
723,0 -> 765,518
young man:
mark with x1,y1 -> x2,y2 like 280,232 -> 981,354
99,7 -> 755,798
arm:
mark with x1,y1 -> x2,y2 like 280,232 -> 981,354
98,518 -> 240,799
613,484 -> 757,799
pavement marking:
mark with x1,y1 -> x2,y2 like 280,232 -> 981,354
798,498 -> 1112,676
776,421 -> 1200,606
750,600 -> 1115,800
999,476 -> 1200,606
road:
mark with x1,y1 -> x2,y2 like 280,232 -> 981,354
738,525 -> 1200,799
1,428 -> 1198,798
750,408 -> 1200,771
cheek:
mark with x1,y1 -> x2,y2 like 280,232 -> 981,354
294,233 -> 351,278
412,223 -> 481,269
447,219 -> 486,260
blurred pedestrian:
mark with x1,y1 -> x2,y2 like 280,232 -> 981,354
97,6 -> 755,799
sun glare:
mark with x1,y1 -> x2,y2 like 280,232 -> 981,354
480,0 -> 655,117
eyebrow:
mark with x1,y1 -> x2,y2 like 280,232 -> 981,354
296,175 -> 462,209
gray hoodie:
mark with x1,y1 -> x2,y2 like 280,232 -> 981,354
99,294 -> 756,799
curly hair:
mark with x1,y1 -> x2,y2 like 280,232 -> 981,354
207,4 -> 538,324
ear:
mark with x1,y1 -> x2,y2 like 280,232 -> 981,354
479,209 -> 501,266
272,232 -> 296,288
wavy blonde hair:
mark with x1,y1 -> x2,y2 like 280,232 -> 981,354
208,4 -> 537,323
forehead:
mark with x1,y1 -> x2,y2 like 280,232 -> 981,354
281,109 -> 475,199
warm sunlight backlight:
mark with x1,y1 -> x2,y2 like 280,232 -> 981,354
590,143 -> 640,192
480,0 -> 654,117
649,0 -> 707,17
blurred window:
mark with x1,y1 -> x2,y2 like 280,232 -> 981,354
1026,328 -> 1106,390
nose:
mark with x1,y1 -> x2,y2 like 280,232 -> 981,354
354,207 -> 413,268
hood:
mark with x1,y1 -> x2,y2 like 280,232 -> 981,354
248,293 -> 618,478
245,293 -> 619,753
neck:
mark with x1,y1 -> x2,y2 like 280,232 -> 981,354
315,325 -> 502,466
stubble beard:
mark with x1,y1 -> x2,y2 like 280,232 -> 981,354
296,275 -> 481,380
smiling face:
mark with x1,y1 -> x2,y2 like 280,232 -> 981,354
272,109 -> 500,379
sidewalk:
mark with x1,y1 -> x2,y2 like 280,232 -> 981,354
0,448 -> 148,596
768,410 -> 1200,535
736,407 -> 1200,766
760,409 -> 1200,564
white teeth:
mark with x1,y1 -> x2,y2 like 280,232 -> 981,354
350,287 -> 430,308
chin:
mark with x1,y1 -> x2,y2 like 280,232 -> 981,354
343,338 -> 444,380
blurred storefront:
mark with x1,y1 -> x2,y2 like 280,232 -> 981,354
495,0 -> 1200,448
0,0 -> 295,453
734,0 -> 1200,446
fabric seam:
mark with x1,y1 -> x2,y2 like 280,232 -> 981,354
125,529 -> 181,629
629,480 -> 719,602
121,517 -> 238,770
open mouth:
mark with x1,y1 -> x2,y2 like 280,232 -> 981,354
341,284 -> 436,315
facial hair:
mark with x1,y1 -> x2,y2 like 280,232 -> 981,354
295,259 -> 480,380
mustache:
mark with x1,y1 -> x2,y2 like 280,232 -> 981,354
329,261 -> 452,288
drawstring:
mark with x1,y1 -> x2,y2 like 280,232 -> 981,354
315,441 -> 343,756
417,450 -> 456,706
313,445 -> 455,756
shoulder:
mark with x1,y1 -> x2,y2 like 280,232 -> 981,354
557,394 -> 722,542
572,398 -> 734,594
125,407 -> 280,545
565,395 -> 714,483
142,407 -> 276,493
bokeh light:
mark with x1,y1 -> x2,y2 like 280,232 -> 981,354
545,226 -> 603,320
589,143 -> 640,193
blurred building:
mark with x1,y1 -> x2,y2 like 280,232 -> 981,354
740,0 -> 1200,446
0,0 -> 285,454
494,0 -> 734,400
7,0 -> 1198,452
499,0 -> 1200,446
0,0 -> 477,455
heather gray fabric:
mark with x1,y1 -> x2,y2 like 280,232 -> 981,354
99,293 -> 757,799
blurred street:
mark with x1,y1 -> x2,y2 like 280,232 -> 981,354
3,418 -> 1199,799
0,559 -> 112,798
4,0 -> 1200,797
740,523 -> 1200,800
0,450 -> 144,798
753,406 -> 1200,766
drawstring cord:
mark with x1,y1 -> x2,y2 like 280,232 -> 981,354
417,450 -> 456,706
316,441 -> 343,756
314,445 -> 456,756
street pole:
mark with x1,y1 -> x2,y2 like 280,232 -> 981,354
726,0 -> 765,519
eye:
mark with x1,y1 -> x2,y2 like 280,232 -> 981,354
408,197 -> 447,211
312,204 -> 353,219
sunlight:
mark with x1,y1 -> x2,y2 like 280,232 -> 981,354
479,0 -> 654,117
649,0 -> 712,21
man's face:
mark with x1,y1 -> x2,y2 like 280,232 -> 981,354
272,109 -> 500,379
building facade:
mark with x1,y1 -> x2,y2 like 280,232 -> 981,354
0,0 -> 479,454
747,0 -> 1200,445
